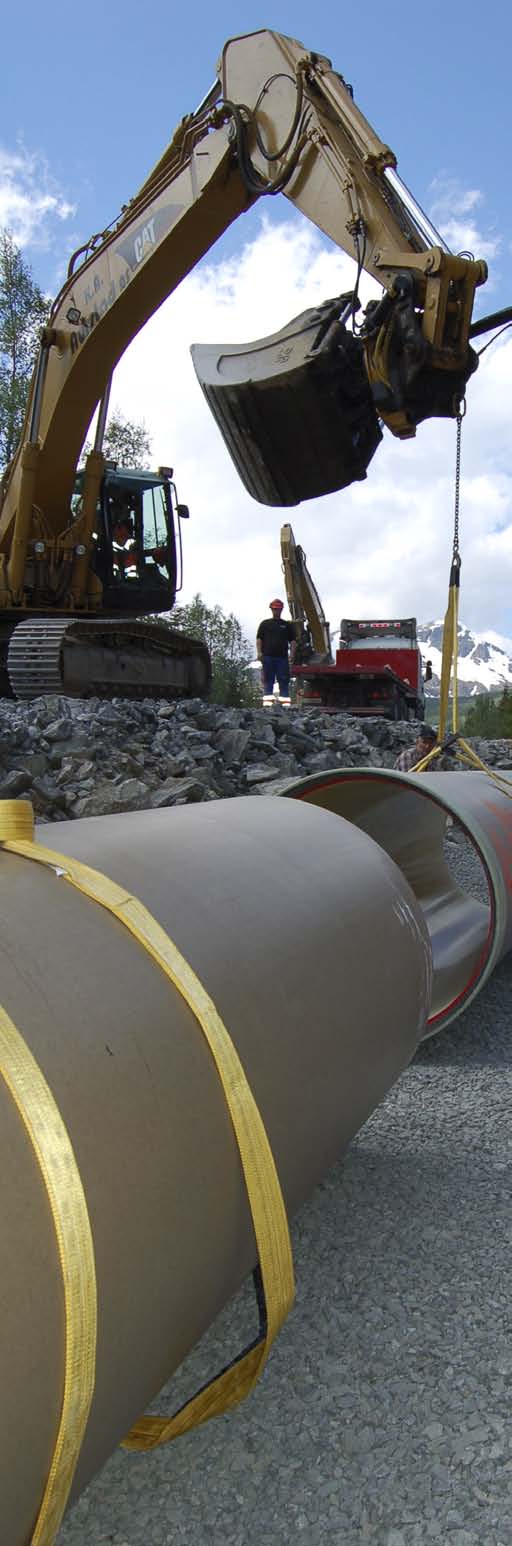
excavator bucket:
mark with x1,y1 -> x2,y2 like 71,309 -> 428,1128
191,299 -> 382,507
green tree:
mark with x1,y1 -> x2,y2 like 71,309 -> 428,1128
463,692 -> 502,738
0,230 -> 49,467
102,411 -> 152,468
81,411 -> 152,469
497,685 -> 512,738
172,593 -> 259,706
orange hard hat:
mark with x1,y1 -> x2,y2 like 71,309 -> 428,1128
269,598 -> 284,610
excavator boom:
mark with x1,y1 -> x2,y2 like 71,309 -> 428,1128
0,28 -> 490,695
0,29 -> 488,546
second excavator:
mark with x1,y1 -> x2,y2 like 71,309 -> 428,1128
280,522 -> 427,718
0,27 -> 495,698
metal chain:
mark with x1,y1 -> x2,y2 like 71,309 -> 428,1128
453,399 -> 465,560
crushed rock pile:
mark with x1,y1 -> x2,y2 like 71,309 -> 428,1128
0,695 -> 511,824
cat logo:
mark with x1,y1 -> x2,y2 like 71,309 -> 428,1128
134,219 -> 156,264
115,203 -> 183,273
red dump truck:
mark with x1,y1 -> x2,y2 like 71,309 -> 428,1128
280,525 -> 427,719
293,617 -> 426,719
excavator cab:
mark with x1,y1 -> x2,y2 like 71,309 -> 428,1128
73,467 -> 184,615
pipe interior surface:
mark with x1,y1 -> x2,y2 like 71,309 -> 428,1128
280,768 -> 512,1032
0,795 -> 431,1545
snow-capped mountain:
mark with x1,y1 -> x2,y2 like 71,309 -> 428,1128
419,622 -> 512,698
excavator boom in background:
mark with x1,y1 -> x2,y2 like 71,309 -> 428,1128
0,28 -> 491,698
281,522 -> 332,660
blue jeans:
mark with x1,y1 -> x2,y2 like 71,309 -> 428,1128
262,655 -> 290,695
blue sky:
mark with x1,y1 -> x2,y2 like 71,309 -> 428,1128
1,0 -> 511,641
3,0 -> 510,298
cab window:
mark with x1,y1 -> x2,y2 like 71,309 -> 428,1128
142,484 -> 169,574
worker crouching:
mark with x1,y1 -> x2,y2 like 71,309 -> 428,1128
394,724 -> 456,772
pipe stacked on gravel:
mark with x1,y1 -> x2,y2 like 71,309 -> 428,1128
0,795 -> 431,1544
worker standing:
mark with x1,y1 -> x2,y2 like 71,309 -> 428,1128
256,599 -> 297,701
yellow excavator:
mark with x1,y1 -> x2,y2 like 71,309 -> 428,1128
0,27 -> 493,698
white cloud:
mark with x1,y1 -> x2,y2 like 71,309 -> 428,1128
485,630 -> 512,655
428,175 -> 499,263
107,212 -> 512,646
0,144 -> 75,250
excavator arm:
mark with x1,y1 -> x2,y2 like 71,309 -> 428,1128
0,28 -> 488,598
281,523 -> 332,660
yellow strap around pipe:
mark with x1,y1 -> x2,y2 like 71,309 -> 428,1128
411,737 -> 512,792
0,1001 -> 97,1546
0,801 -> 294,1466
438,583 -> 457,743
452,584 -> 459,734
413,571 -> 512,794
411,572 -> 512,793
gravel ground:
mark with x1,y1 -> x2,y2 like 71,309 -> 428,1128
57,839 -> 512,1546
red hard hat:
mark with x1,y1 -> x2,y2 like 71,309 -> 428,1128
269,598 -> 284,609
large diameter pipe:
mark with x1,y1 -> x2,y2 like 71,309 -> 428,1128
278,768 -> 512,1034
0,796 -> 431,1544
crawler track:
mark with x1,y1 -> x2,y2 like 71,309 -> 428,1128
6,616 -> 211,700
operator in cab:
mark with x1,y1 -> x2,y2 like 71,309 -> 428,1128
256,598 -> 297,700
111,502 -> 139,579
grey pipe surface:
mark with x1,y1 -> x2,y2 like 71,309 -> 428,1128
0,796 -> 431,1545
278,768 -> 512,1033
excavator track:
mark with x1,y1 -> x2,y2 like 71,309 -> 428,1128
6,617 -> 211,701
